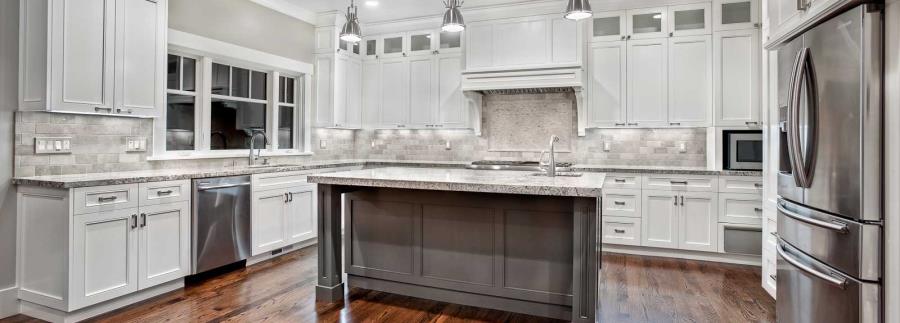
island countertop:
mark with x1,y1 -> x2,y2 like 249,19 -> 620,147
306,167 -> 606,197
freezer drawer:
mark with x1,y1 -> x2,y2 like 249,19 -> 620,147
776,241 -> 881,323
777,198 -> 881,281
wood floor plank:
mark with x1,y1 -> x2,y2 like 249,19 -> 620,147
0,248 -> 775,323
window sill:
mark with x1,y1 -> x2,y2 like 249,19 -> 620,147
147,150 -> 315,161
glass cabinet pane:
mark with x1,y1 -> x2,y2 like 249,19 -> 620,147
439,31 -> 460,49
352,41 -> 360,55
632,12 -> 663,34
674,9 -> 705,30
721,1 -> 752,24
410,34 -> 431,51
366,39 -> 377,56
384,36 -> 403,54
593,16 -> 621,37
339,40 -> 349,51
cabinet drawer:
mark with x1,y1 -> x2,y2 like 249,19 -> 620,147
718,193 -> 763,224
74,184 -> 139,215
252,167 -> 357,191
763,253 -> 777,293
601,216 -> 642,246
138,180 -> 190,206
643,175 -> 717,192
602,173 -> 642,190
602,189 -> 641,218
718,176 -> 763,193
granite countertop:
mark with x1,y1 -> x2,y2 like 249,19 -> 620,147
308,167 -> 606,197
12,159 -> 761,189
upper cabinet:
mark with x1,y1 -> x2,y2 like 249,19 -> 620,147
714,29 -> 760,126
627,7 -> 669,39
592,11 -> 628,42
669,3 -> 712,36
313,52 -> 363,129
19,0 -> 167,118
713,0 -> 761,31
465,14 -> 582,72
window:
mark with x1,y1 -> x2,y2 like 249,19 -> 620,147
166,54 -> 197,151
159,52 -> 309,158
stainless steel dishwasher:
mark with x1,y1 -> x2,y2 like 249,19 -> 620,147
192,176 -> 252,274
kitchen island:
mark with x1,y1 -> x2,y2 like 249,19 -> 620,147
307,167 -> 605,322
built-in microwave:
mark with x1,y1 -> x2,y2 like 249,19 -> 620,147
723,130 -> 763,171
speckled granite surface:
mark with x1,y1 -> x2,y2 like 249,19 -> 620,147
12,159 -> 760,189
308,167 -> 606,197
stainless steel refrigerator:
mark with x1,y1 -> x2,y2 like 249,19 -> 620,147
775,3 -> 883,323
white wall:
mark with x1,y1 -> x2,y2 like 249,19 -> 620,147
168,0 -> 316,63
884,0 -> 900,321
0,0 -> 19,318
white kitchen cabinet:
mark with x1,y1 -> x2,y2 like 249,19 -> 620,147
379,58 -> 411,128
668,3 -> 712,36
314,53 -> 362,129
668,35 -> 712,127
588,41 -> 627,127
714,29 -> 761,126
602,189 -> 641,218
627,7 -> 668,40
286,185 -> 317,244
602,216 -> 642,246
137,201 -> 191,290
362,60 -> 382,128
314,55 -> 334,127
71,208 -> 139,309
627,38 -> 668,127
718,192 -> 763,224
408,56 -> 436,127
591,11 -> 628,42
642,190 -> 679,249
678,191 -> 719,252
18,0 -> 167,117
380,33 -> 408,59
342,58 -> 363,128
408,30 -> 437,57
435,54 -> 468,128
713,0 -> 760,31
252,189 -> 288,256
465,14 -> 582,72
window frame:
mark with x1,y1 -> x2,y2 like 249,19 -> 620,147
164,53 -> 202,152
153,34 -> 313,160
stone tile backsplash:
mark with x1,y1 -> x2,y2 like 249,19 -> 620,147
14,93 -> 707,177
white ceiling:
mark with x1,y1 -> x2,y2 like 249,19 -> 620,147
287,0 -> 538,23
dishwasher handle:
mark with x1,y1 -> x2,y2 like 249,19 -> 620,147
196,182 -> 252,191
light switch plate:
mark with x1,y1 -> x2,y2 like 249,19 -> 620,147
35,137 -> 73,154
125,136 -> 148,152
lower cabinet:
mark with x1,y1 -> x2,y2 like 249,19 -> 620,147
641,190 -> 679,249
602,216 -> 642,246
252,184 -> 317,256
678,191 -> 718,252
138,202 -> 192,289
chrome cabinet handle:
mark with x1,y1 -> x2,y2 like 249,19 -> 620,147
196,182 -> 252,191
140,213 -> 147,227
680,196 -> 684,206
156,190 -> 174,196
289,192 -> 294,202
284,193 -> 289,203
670,122 -> 681,126
614,229 -> 626,234
614,179 -> 626,183
777,243 -> 847,289
98,196 -> 118,203
131,214 -> 138,229
670,181 -> 688,185
94,107 -> 112,113
745,121 -> 759,126
777,202 -> 848,233
755,207 -> 763,212
754,183 -> 763,188
769,274 -> 777,281
614,201 -> 626,206
674,196 -> 678,205
614,123 -> 626,126
620,36 -> 626,40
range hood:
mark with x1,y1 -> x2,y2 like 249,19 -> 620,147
461,65 -> 588,137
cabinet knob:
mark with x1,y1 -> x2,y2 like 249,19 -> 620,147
403,52 -> 408,57
627,35 -> 632,40
621,36 -> 626,40
669,32 -> 674,37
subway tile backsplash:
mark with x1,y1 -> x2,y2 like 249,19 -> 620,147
14,93 -> 707,177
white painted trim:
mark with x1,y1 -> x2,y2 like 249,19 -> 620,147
246,238 -> 317,267
167,29 -> 313,75
602,244 -> 762,266
147,150 -> 314,161
19,279 -> 183,323
0,286 -> 19,319
250,0 -> 317,24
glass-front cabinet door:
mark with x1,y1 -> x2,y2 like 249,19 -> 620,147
713,0 -> 760,31
437,31 -> 462,54
363,38 -> 378,60
381,33 -> 406,58
668,3 -> 711,36
407,30 -> 435,56
592,11 -> 627,42
627,7 -> 668,39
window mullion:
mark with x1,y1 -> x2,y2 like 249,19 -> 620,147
268,71 -> 279,151
200,56 -> 214,152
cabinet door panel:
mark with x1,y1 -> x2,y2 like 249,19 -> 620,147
627,39 -> 668,127
668,35 -> 712,126
286,186 -> 317,244
713,0 -> 760,31
115,0 -> 162,116
714,29 -> 760,126
591,11 -> 627,42
138,201 -> 190,289
72,209 -> 138,309
589,41 -> 626,127
333,56 -> 348,127
53,0 -> 115,113
314,56 -> 334,127
551,17 -> 578,64
679,191 -> 718,252
641,190 -> 678,248
362,61 -> 382,128
379,59 -> 411,127
466,24 -> 493,68
492,17 -> 548,67
669,3 -> 712,36
436,55 -> 467,127
627,7 -> 668,40
340,58 -> 362,128
252,190 -> 287,255
408,57 -> 435,127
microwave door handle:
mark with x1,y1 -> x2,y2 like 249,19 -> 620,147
800,48 -> 819,189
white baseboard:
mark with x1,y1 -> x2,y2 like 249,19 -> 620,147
0,286 -> 19,319
602,244 -> 762,266
246,238 -> 317,266
20,279 -> 183,323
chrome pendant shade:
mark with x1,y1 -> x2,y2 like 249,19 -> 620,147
564,0 -> 592,20
340,0 -> 362,43
442,0 -> 465,33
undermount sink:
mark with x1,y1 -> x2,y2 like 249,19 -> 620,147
531,172 -> 583,177
247,164 -> 297,169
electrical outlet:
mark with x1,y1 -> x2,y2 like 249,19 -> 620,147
679,142 -> 687,153
603,141 -> 611,152
35,137 -> 73,154
444,140 -> 452,150
125,136 -> 148,152
319,140 -> 328,149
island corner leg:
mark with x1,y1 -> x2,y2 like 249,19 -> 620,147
572,197 -> 599,323
316,184 -> 344,303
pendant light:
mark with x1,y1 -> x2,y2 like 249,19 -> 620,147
441,0 -> 465,33
564,0 -> 592,20
340,0 -> 362,43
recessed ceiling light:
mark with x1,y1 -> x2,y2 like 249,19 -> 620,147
365,1 -> 379,6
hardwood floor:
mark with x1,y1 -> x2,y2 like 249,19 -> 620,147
1,246 -> 775,323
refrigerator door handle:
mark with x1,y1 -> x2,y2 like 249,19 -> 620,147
799,47 -> 820,188
777,242 -> 848,289
777,202 -> 849,233
786,49 -> 807,188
